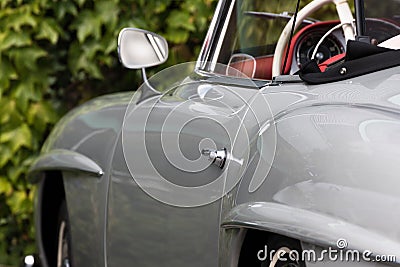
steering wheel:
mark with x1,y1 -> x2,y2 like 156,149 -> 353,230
272,0 -> 355,77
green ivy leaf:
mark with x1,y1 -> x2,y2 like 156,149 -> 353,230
12,80 -> 41,112
27,102 -> 58,130
165,28 -> 190,43
68,42 -> 104,79
7,164 -> 26,183
3,6 -> 37,32
6,191 -> 28,215
36,18 -> 62,44
74,0 -> 86,8
167,10 -> 196,32
0,0 -> 13,9
0,146 -> 13,168
0,31 -> 32,51
0,124 -> 32,153
9,47 -> 47,71
95,1 -> 119,28
52,1 -> 78,20
0,178 -> 13,196
0,99 -> 23,127
0,56 -> 18,90
71,10 -> 102,43
103,36 -> 117,55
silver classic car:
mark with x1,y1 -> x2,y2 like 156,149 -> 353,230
27,0 -> 400,266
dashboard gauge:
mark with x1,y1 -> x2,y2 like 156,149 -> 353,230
296,31 -> 344,68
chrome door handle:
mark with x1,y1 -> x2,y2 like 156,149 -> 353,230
201,148 -> 227,169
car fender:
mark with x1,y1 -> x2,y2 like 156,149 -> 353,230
27,92 -> 137,181
229,72 -> 400,261
28,149 -> 104,183
28,92 -> 137,267
221,202 -> 400,260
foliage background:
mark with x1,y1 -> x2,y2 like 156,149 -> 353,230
0,0 -> 217,265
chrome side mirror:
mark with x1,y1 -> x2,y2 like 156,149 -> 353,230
118,28 -> 168,69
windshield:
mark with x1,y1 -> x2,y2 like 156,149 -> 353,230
217,0 -> 314,62
365,0 -> 400,21
364,0 -> 400,41
204,0 -> 400,80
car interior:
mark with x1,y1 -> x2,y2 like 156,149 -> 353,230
216,0 -> 400,83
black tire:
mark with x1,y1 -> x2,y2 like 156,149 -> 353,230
56,201 -> 72,267
239,231 -> 306,267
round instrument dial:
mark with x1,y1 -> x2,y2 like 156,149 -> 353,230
296,32 -> 344,68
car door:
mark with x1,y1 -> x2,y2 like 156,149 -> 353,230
106,73 -> 265,266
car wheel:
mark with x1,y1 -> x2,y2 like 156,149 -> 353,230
259,235 -> 305,267
238,231 -> 305,267
56,201 -> 72,267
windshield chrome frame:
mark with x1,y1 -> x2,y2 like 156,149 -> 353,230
196,0 -> 236,73
196,0 -> 225,70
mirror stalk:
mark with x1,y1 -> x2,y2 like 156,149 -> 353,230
138,68 -> 161,103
